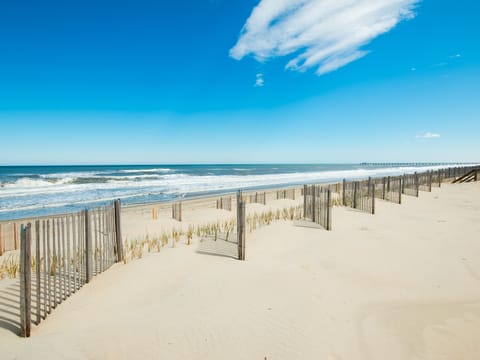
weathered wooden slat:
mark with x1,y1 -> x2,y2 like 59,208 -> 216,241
46,220 -> 52,313
372,182 -> 376,215
114,200 -> 123,263
42,220 -> 47,319
35,220 -> 41,325
326,189 -> 332,231
97,210 -> 101,273
79,212 -> 84,285
61,217 -> 66,301
94,210 -> 99,275
66,215 -> 72,297
71,214 -> 77,292
20,223 -> 32,337
85,209 -> 92,283
52,219 -> 58,307
236,191 -> 246,261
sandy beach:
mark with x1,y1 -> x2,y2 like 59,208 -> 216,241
1,181 -> 480,359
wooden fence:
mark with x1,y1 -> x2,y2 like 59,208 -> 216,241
431,170 -> 442,187
374,176 -> 402,204
342,178 -> 375,214
402,173 -> 419,197
303,185 -> 332,230
18,200 -> 122,337
248,192 -> 266,205
418,171 -> 433,192
172,202 -> 182,221
276,188 -> 296,200
216,196 -> 232,211
236,191 -> 246,260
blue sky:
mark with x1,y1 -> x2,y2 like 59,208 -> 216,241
0,0 -> 479,164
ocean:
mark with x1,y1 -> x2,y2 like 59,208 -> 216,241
0,163 -> 466,220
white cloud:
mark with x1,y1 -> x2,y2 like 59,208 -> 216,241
416,132 -> 440,139
255,73 -> 265,87
230,0 -> 420,75
450,53 -> 461,58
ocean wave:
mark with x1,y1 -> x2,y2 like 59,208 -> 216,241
0,164 -> 474,216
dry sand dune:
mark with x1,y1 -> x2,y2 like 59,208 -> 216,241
1,182 -> 480,359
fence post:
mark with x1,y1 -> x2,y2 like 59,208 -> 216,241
428,171 -> 432,192
303,185 -> 307,218
382,177 -> 386,200
84,209 -> 92,283
398,178 -> 402,205
326,189 -> 332,231
402,174 -> 406,194
371,182 -> 376,215
20,223 -> 32,337
414,172 -> 419,197
236,191 -> 245,261
353,182 -> 358,209
114,200 -> 123,263
311,185 -> 316,222
35,220 -> 41,325
342,179 -> 346,206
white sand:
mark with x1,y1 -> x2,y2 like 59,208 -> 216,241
1,182 -> 480,359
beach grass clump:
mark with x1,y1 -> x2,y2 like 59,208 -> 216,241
187,225 -> 194,245
0,255 -> 20,279
161,233 -> 169,247
115,204 -> 304,267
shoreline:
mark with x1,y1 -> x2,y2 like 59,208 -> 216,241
1,181 -> 479,358
2,163 -> 477,222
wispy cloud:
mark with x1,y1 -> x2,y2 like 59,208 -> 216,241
416,132 -> 440,139
255,73 -> 265,87
449,53 -> 461,59
230,0 -> 420,76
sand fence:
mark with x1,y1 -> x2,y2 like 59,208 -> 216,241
16,201 -> 122,337
302,185 -> 332,230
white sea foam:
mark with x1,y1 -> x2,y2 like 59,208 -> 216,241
0,164 -> 475,216
117,168 -> 173,173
